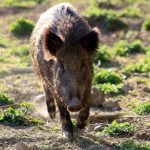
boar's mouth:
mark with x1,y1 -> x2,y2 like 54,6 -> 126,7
67,104 -> 82,112
67,98 -> 82,112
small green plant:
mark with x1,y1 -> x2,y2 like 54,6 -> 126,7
0,102 -> 42,126
0,107 -> 24,125
120,140 -> 150,150
96,83 -> 124,94
93,69 -> 124,94
0,93 -> 14,106
142,19 -> 150,31
94,45 -> 112,63
10,44 -> 29,57
134,102 -> 150,115
84,7 -> 127,31
123,59 -> 150,76
114,40 -> 145,56
10,17 -> 34,36
123,64 -> 144,76
105,14 -> 127,31
120,6 -> 141,17
20,101 -> 34,114
101,121 -> 137,136
93,69 -> 123,85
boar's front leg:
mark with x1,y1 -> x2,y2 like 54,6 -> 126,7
77,103 -> 90,129
57,103 -> 73,138
44,85 -> 56,119
77,89 -> 90,129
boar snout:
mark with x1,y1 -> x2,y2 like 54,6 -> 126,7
67,98 -> 82,112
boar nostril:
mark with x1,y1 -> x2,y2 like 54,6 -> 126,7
67,105 -> 82,112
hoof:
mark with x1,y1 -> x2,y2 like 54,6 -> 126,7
63,131 -> 74,141
77,123 -> 86,129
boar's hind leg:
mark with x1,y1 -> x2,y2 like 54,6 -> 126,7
44,85 -> 56,119
77,104 -> 90,129
57,103 -> 73,138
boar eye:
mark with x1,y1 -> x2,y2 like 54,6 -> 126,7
60,61 -> 65,73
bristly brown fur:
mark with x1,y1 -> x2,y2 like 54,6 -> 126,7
42,28 -> 64,61
30,2 -> 100,138
81,27 -> 100,52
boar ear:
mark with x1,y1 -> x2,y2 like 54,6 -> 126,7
42,29 -> 64,61
81,27 -> 100,52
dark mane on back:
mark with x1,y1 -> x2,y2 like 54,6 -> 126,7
49,3 -> 91,45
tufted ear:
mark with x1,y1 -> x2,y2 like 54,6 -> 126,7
81,27 -> 100,52
42,29 -> 64,61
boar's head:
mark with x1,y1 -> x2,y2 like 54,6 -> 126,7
41,27 -> 99,112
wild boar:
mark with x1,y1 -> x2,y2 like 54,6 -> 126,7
30,3 -> 99,138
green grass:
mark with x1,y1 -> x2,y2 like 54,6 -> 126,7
94,45 -> 112,64
0,57 -> 5,62
120,140 -> 150,150
10,44 -> 29,57
101,121 -> 137,136
145,46 -> 150,53
142,19 -> 150,31
114,0 -> 148,5
102,13 -> 127,31
123,63 -> 144,76
0,93 -> 14,106
0,84 -> 8,93
0,102 -> 43,126
9,44 -> 31,66
0,107 -> 25,126
119,6 -> 141,17
84,7 -> 127,31
114,40 -> 145,56
126,30 -> 138,38
123,59 -> 150,76
2,0 -> 46,6
19,55 -> 32,67
85,6 -> 116,18
10,17 -> 34,36
0,39 -> 6,48
93,69 -> 123,84
134,102 -> 150,115
19,101 -> 35,113
93,69 -> 124,94
93,0 -> 149,6
96,83 -> 124,94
